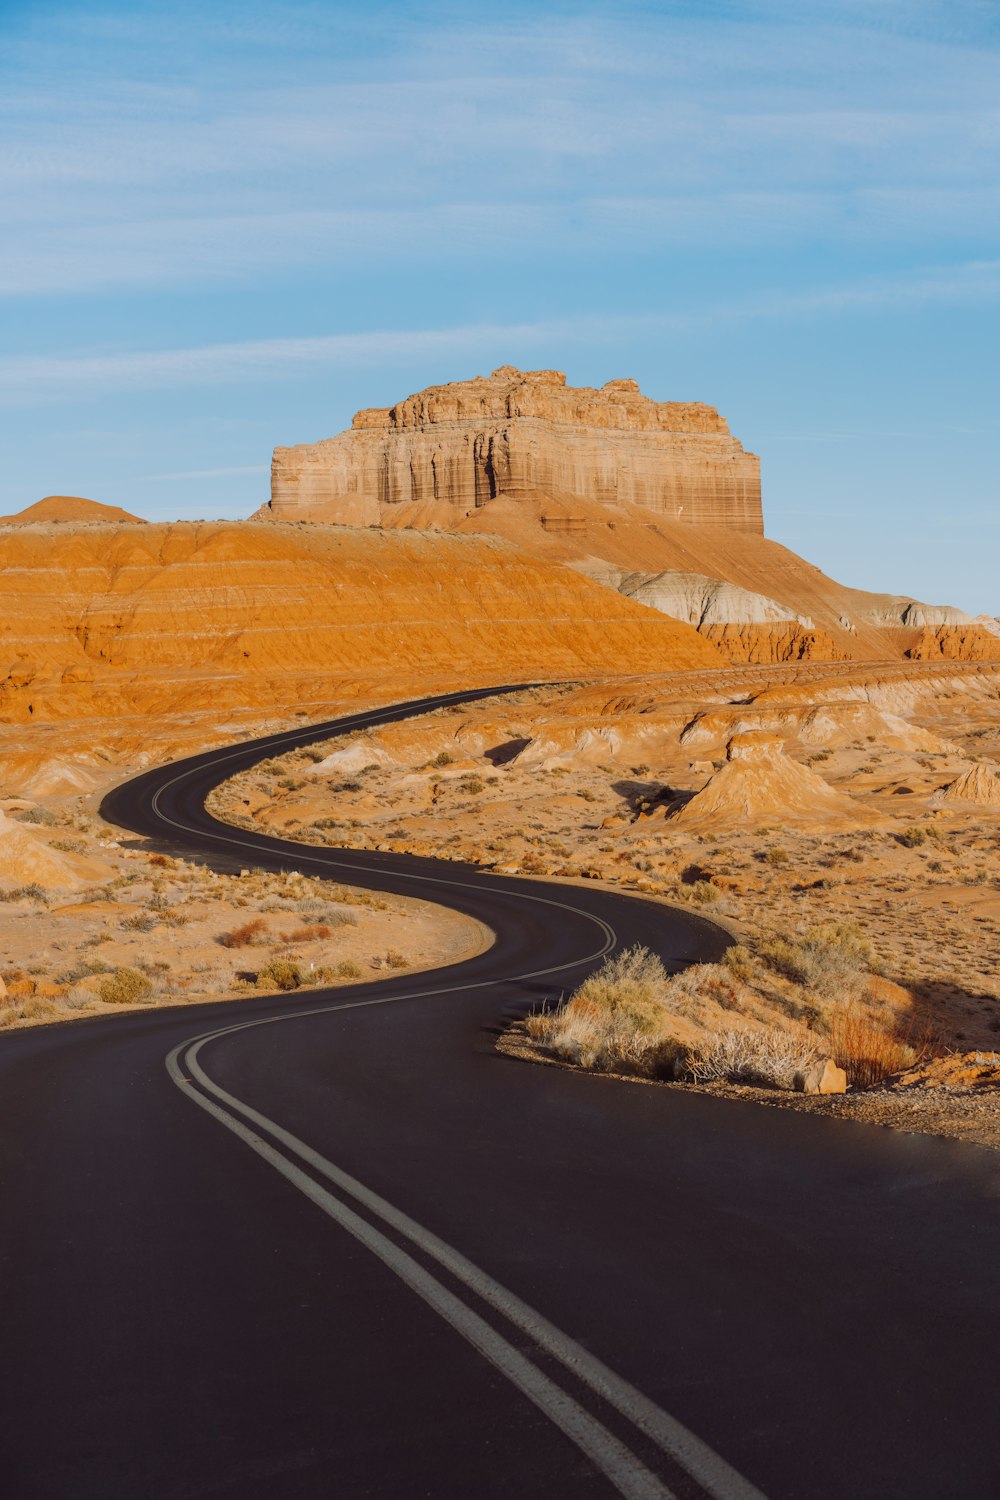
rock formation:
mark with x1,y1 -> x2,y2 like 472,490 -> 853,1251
259,367 -> 998,669
268,367 -> 762,532
668,731 -> 867,829
932,762 -> 1000,808
0,496 -> 144,525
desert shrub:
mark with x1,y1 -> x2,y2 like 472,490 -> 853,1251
280,923 -> 332,943
120,912 -> 156,932
688,1028 -> 822,1090
431,751 -> 452,768
763,846 -> 790,866
385,950 -> 408,969
57,959 -> 112,983
0,994 -> 62,1027
257,957 -> 303,991
462,777 -> 485,794
99,967 -> 154,1005
827,1005 -> 920,1088
148,853 -> 176,868
0,884 -> 49,904
722,944 -> 757,982
50,837 -> 85,853
299,747 -> 326,763
333,959 -> 362,979
219,917 -> 268,948
898,826 -> 927,848
758,922 -> 874,996
14,806 -> 57,826
530,946 -> 683,1074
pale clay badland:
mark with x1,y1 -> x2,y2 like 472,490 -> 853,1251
2,368 -> 999,1148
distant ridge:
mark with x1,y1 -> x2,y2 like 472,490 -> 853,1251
0,495 -> 145,525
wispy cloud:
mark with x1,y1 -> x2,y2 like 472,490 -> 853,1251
3,257 -> 996,401
136,464 -> 268,481
2,3 -> 997,295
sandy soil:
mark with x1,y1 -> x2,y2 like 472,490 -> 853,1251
0,798 -> 488,1030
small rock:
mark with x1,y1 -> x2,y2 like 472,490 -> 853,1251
794,1058 -> 847,1095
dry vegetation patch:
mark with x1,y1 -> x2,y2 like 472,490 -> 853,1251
0,802 -> 487,1030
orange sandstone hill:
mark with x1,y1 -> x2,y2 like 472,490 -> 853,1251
258,368 -> 998,667
0,496 -> 145,525
0,519 -> 721,723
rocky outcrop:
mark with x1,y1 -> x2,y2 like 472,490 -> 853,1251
862,598 -> 974,628
267,367 -> 762,532
617,569 -> 807,627
667,731 -> 869,829
932,762 -> 1000,808
697,623 -> 846,664
0,519 -> 721,723
902,625 -> 1000,661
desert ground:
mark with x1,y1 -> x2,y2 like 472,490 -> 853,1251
206,661 -> 1000,1148
0,780 -> 487,1030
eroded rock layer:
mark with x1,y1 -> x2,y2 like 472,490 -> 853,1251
268,367 -> 762,532
0,520 -> 721,723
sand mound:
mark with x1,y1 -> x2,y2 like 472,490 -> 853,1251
932,762 -> 1000,808
668,731 -> 865,829
0,496 -> 144,525
0,810 -> 110,890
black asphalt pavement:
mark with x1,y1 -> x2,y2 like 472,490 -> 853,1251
2,685 -> 998,1500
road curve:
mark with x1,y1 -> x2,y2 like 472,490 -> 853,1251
2,685 -> 999,1500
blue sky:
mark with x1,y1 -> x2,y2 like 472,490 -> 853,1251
2,0 -> 997,610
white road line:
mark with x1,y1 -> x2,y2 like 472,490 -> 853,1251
155,689 -> 766,1498
166,1038 -> 677,1500
165,1006 -> 768,1500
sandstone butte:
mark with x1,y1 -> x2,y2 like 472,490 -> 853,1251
268,365 -> 763,532
260,367 -> 1000,667
0,496 -> 145,525
0,520 -> 722,724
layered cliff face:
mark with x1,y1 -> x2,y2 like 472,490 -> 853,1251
269,366 -> 762,532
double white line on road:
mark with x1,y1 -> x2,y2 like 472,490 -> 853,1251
167,999 -> 768,1500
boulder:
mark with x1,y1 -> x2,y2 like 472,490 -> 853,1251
794,1058 -> 848,1095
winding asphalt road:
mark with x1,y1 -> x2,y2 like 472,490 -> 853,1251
2,685 -> 999,1500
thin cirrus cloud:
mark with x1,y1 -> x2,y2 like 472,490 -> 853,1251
2,257 -> 997,402
1,4 -> 997,298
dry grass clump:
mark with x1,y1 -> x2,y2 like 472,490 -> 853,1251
526,946 -> 687,1076
98,967 -> 154,1005
219,917 -> 268,948
0,884 -> 49,904
0,993 -> 63,1027
688,1029 -> 822,1089
827,1004 -> 923,1087
757,922 -> 874,996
